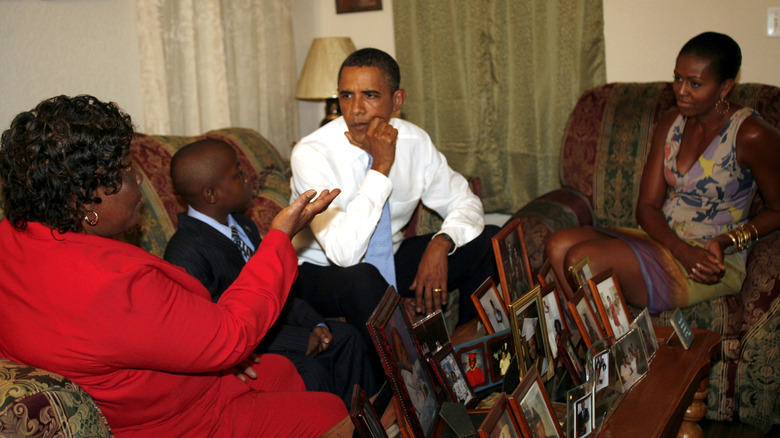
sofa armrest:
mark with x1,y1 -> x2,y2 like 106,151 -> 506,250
508,187 -> 594,273
0,357 -> 114,437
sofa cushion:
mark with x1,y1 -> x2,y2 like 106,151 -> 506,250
0,357 -> 113,438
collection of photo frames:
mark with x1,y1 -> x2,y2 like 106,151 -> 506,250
355,217 -> 694,437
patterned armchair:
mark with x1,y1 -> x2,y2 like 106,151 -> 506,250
509,82 -> 780,432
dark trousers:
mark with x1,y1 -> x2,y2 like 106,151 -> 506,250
258,319 -> 376,409
293,224 -> 500,331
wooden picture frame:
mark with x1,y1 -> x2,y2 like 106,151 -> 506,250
567,287 -> 605,348
477,393 -> 522,438
336,0 -> 382,14
492,218 -> 534,306
629,308 -> 659,360
429,343 -> 479,407
568,255 -> 594,291
485,331 -> 515,383
540,283 -> 567,361
350,384 -> 388,438
536,259 -> 557,288
471,277 -> 511,334
413,309 -> 450,358
588,269 -> 632,339
508,286 -> 554,381
612,328 -> 649,392
559,333 -> 585,385
366,286 -> 441,437
508,367 -> 564,438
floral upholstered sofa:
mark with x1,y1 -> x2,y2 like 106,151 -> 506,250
509,82 -> 780,432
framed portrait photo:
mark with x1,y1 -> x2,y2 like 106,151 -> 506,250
508,286 -> 554,381
629,308 -> 659,360
612,328 -> 649,392
457,343 -> 490,391
572,391 -> 594,438
492,218 -> 534,306
592,349 -> 612,395
366,287 -> 441,437
588,269 -> 632,340
486,331 -> 515,383
429,343 -> 479,407
567,287 -> 605,348
540,283 -> 568,361
560,334 -> 585,385
350,384 -> 388,438
471,277 -> 511,334
477,393 -> 522,438
508,367 -> 564,438
413,309 -> 450,357
568,255 -> 594,291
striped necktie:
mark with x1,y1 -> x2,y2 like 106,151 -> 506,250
230,225 -> 253,261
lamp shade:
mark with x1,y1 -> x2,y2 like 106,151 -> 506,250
295,37 -> 356,100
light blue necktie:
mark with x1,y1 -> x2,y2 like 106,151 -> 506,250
364,155 -> 397,290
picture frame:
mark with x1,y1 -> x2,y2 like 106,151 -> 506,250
567,287 -> 605,348
413,309 -> 450,357
536,259 -> 557,289
592,349 -> 611,395
456,342 -> 490,390
492,218 -> 534,306
508,286 -> 554,382
477,393 -> 522,438
612,328 -> 649,392
540,282 -> 567,361
485,331 -> 515,383
350,384 -> 388,438
429,343 -> 479,407
629,308 -> 659,360
568,255 -> 594,291
669,308 -> 694,350
572,391 -> 594,438
335,0 -> 382,14
559,333 -> 585,385
508,367 -> 565,438
471,277 -> 511,334
588,269 -> 632,340
366,286 -> 441,437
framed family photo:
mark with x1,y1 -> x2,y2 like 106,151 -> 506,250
629,308 -> 659,360
567,287 -> 605,348
366,287 -> 440,437
588,269 -> 632,340
472,277 -> 511,334
613,328 -> 649,392
573,391 -> 594,438
568,255 -> 594,291
509,367 -> 564,438
350,384 -> 388,438
508,286 -> 554,381
412,309 -> 450,357
486,332 -> 515,383
540,283 -> 567,362
492,218 -> 534,306
429,343 -> 478,407
477,393 -> 522,438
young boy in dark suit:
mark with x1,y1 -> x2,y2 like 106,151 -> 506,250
164,138 -> 376,406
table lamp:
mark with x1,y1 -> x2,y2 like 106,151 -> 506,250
295,37 -> 357,126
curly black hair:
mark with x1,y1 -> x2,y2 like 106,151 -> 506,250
0,95 -> 134,232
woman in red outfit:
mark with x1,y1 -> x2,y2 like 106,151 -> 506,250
0,95 -> 344,437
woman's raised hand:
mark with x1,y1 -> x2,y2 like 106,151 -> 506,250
271,189 -> 340,239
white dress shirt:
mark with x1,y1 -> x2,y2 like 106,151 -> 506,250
290,116 -> 484,267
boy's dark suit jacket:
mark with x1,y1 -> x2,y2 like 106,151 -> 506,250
164,212 -> 322,354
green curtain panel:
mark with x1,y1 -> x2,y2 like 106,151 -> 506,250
393,0 -> 606,213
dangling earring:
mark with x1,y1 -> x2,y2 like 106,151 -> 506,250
715,98 -> 730,116
84,210 -> 99,226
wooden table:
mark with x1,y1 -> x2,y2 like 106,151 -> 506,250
598,326 -> 720,438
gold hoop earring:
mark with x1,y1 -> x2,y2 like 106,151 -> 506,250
715,98 -> 730,116
84,210 -> 99,226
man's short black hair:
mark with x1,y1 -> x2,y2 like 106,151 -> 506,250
338,48 -> 401,92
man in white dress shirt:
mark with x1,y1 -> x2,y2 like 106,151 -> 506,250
289,48 -> 498,339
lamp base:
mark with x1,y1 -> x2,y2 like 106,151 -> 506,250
321,98 -> 341,126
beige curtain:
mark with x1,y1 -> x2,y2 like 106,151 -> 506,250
393,0 -> 605,213
135,0 -> 298,151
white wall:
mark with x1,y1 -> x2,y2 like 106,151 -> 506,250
604,0 -> 780,86
290,0 -> 396,141
0,0 -> 144,132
